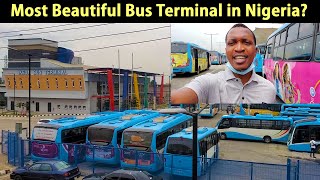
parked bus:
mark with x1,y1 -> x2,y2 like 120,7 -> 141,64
209,51 -> 222,65
164,127 -> 219,177
31,112 -> 123,162
254,44 -> 266,76
280,110 -> 320,118
281,104 -> 320,112
171,41 -> 210,74
217,114 -> 293,143
239,103 -> 282,116
263,23 -> 320,103
86,110 -> 160,164
198,104 -> 219,118
287,118 -> 320,152
120,113 -> 193,172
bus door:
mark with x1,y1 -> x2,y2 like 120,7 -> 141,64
193,48 -> 199,74
200,141 -> 208,174
206,52 -> 210,69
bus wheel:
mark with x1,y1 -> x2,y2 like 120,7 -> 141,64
316,146 -> 320,154
263,136 -> 272,143
220,133 -> 227,140
197,67 -> 200,75
14,175 -> 22,180
254,113 -> 259,116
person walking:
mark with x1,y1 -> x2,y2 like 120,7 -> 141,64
310,138 -> 316,158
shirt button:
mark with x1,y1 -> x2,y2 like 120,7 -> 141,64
236,79 -> 238,81
242,97 -> 244,100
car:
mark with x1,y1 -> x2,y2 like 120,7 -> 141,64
83,169 -> 161,180
37,118 -> 54,124
10,160 -> 80,180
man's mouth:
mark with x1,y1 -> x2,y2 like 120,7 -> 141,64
233,55 -> 248,64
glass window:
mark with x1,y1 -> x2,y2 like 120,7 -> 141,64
87,126 -> 114,145
171,43 -> 187,53
310,126 -> 320,141
293,126 -> 310,143
275,34 -> 280,47
40,164 -> 52,171
287,24 -> 299,42
280,31 -> 287,45
29,164 -> 41,171
166,137 -> 192,155
247,119 -> 261,129
285,37 -> 313,61
314,35 -> 320,60
299,23 -> 314,38
273,46 -> 284,60
237,119 -> 247,128
53,161 -> 70,170
261,120 -> 273,129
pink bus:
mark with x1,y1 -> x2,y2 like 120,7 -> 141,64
263,23 -> 320,104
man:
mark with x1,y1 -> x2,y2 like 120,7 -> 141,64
171,24 -> 276,104
310,138 -> 316,158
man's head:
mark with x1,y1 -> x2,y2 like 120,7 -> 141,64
225,24 -> 257,71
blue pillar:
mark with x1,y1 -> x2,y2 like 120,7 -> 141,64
287,158 -> 291,180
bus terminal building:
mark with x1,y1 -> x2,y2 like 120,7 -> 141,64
2,38 -> 168,115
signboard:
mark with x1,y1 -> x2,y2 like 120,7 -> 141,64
33,128 -> 57,141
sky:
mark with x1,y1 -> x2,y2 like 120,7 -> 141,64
0,23 -> 171,81
171,23 -> 283,52
0,23 -> 283,79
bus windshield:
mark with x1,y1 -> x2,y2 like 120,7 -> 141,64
33,127 -> 58,142
171,43 -> 187,53
88,126 -> 114,145
123,131 -> 153,151
166,137 -> 193,156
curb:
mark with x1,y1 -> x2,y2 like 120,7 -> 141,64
0,114 -> 87,118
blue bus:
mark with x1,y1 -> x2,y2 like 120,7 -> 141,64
198,104 -> 219,118
217,114 -> 293,143
287,118 -> 320,153
254,44 -> 266,76
281,104 -> 320,112
209,51 -> 222,65
171,42 -> 210,75
86,110 -> 160,165
164,127 -> 219,177
120,113 -> 193,172
280,110 -> 320,119
31,112 -> 123,162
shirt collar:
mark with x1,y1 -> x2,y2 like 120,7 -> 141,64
225,67 -> 259,83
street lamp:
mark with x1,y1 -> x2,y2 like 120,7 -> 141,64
204,33 -> 218,51
1,47 -> 32,139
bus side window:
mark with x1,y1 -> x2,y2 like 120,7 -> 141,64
117,130 -> 124,146
293,126 -> 309,143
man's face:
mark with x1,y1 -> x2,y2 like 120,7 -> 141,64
225,27 -> 257,71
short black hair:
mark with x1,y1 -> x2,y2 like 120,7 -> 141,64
225,23 -> 256,45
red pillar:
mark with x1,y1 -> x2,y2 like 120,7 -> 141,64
107,70 -> 115,111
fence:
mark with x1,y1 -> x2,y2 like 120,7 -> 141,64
2,131 -> 320,179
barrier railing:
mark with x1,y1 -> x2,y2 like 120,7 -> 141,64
5,132 -> 320,180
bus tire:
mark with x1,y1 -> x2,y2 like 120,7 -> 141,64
197,67 -> 200,75
316,146 -> 320,154
254,112 -> 259,116
263,136 -> 272,143
220,133 -> 227,140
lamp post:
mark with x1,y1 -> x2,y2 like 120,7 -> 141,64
13,74 -> 16,115
204,33 -> 218,51
1,47 -> 32,139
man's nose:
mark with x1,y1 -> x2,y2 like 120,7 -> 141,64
235,42 -> 244,52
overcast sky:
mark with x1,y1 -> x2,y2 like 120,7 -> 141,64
0,23 -> 282,78
171,23 -> 283,52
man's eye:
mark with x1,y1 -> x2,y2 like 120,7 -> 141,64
228,42 -> 235,45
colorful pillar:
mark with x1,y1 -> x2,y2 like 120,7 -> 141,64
107,70 -> 115,111
122,71 -> 129,111
133,73 -> 141,109
143,74 -> 149,108
159,74 -> 164,104
153,75 -> 157,109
